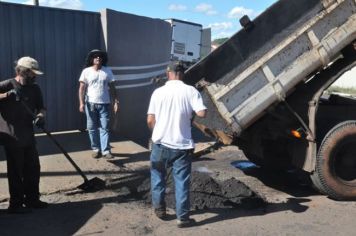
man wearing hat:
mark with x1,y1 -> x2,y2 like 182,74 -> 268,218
147,61 -> 207,227
78,49 -> 118,159
0,56 -> 48,213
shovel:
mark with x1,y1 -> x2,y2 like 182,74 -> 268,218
41,129 -> 106,191
20,101 -> 106,192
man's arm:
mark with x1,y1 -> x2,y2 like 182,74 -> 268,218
33,86 -> 47,128
37,109 -> 46,117
107,68 -> 119,113
0,80 -> 12,100
109,81 -> 119,103
0,92 -> 10,100
109,81 -> 119,113
191,88 -> 207,118
79,82 -> 86,113
36,87 -> 46,117
147,114 -> 156,131
195,109 -> 207,118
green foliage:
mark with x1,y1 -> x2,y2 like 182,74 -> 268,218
327,86 -> 356,95
212,37 -> 228,45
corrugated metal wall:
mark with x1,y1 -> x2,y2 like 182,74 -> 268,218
101,9 -> 172,145
0,2 -> 103,132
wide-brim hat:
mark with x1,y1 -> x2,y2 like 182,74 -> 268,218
85,49 -> 108,67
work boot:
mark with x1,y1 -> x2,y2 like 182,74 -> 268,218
91,151 -> 101,159
7,205 -> 32,214
24,200 -> 49,209
154,208 -> 167,220
177,218 -> 196,228
103,153 -> 114,159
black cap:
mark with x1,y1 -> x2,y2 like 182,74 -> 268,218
167,60 -> 185,72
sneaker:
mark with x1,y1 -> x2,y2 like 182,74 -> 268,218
177,218 -> 196,228
7,205 -> 32,214
24,200 -> 49,209
103,153 -> 114,159
92,152 -> 101,159
154,208 -> 167,220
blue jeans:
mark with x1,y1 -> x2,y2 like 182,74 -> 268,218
150,143 -> 192,220
85,102 -> 111,155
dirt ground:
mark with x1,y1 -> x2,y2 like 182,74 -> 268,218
0,131 -> 356,236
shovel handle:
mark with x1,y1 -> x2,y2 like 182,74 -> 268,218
42,128 -> 89,182
20,100 -> 89,182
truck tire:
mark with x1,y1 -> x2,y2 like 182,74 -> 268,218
310,172 -> 327,195
311,121 -> 356,200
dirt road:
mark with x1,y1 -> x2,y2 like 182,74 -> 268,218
0,132 -> 355,236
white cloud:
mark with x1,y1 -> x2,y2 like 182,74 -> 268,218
206,10 -> 218,16
207,20 -> 242,40
208,22 -> 233,31
24,0 -> 83,10
195,3 -> 217,16
168,4 -> 187,11
228,6 -> 254,19
207,21 -> 238,40
212,30 -> 237,40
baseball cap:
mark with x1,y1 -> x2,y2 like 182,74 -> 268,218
17,56 -> 43,75
167,61 -> 185,73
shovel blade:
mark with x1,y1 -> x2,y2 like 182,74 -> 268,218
77,177 -> 106,192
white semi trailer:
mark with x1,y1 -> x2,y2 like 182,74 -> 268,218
185,0 -> 356,200
166,19 -> 203,64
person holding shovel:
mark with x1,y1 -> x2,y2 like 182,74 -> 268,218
78,49 -> 119,159
0,56 -> 48,214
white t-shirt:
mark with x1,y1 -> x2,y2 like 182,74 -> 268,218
147,80 -> 207,149
79,66 -> 115,104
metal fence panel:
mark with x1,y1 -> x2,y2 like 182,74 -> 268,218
102,9 -> 172,145
0,2 -> 102,132
0,3 -> 173,146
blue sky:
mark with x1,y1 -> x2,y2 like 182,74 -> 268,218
4,0 -> 278,39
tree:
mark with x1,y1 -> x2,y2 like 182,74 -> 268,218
212,37 -> 229,46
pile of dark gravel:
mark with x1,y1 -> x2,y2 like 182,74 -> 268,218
121,170 -> 266,210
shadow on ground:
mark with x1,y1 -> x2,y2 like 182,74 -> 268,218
232,160 -> 319,198
0,186 -> 310,235
111,151 -> 151,165
0,131 -> 316,233
0,161 -> 313,235
191,197 -> 310,226
0,131 -> 128,162
0,197 -> 106,236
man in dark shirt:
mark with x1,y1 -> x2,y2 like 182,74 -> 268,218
0,56 -> 48,213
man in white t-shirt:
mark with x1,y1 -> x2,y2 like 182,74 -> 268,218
147,61 -> 207,227
78,49 -> 119,159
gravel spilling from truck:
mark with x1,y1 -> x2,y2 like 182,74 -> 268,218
188,172 -> 265,210
108,170 -> 266,210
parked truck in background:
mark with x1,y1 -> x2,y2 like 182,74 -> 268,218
185,0 -> 356,200
165,19 -> 203,65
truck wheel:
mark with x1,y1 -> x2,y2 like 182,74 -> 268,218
311,121 -> 356,200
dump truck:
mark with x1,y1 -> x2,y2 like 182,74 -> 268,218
184,0 -> 356,200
